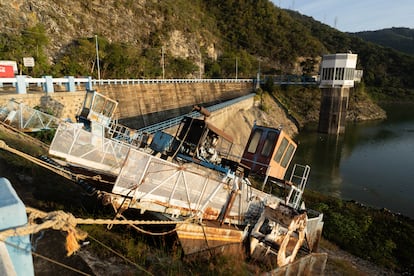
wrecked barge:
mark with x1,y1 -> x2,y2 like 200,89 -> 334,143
1,90 -> 327,273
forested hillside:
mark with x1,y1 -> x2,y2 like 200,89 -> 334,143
0,0 -> 413,100
286,11 -> 414,101
352,27 -> 414,56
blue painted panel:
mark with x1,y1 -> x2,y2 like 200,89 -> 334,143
149,131 -> 174,153
0,178 -> 34,276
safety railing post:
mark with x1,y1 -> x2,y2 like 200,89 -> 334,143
16,75 -> 27,94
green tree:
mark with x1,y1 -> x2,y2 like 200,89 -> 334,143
0,24 -> 50,76
54,37 -> 100,77
167,57 -> 198,78
204,58 -> 221,78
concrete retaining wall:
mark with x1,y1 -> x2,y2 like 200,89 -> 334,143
0,82 -> 253,127
0,92 -> 86,122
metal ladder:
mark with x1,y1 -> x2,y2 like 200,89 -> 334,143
286,164 -> 311,209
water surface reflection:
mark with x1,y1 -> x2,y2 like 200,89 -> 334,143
292,104 -> 414,218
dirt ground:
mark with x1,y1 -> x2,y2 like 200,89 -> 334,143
30,228 -> 398,275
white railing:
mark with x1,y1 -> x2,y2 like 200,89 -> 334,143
0,77 -> 90,86
91,78 -> 253,85
0,76 -> 253,94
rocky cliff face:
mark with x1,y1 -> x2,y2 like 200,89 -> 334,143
0,0 -> 219,61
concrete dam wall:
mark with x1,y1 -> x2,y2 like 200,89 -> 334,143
0,81 -> 254,128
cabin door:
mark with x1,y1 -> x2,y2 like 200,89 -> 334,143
242,128 -> 279,175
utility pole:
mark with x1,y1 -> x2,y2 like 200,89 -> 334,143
199,54 -> 202,79
235,57 -> 238,80
257,59 -> 261,89
95,35 -> 101,80
162,46 -> 165,79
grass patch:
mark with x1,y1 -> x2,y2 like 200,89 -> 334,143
303,189 -> 414,274
327,258 -> 365,276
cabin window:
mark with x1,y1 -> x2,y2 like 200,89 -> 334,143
261,131 -> 277,157
281,143 -> 295,168
247,129 -> 262,153
103,101 -> 116,116
274,137 -> 288,163
83,92 -> 94,109
92,94 -> 105,113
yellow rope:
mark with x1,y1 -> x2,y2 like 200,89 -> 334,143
0,206 -> 194,257
116,214 -> 188,236
0,206 -> 196,275
0,138 -> 200,263
0,128 -> 201,273
25,206 -> 190,226
0,209 -> 157,275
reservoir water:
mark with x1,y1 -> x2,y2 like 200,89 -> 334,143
292,103 -> 414,219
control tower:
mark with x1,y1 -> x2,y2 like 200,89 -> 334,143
318,53 -> 358,134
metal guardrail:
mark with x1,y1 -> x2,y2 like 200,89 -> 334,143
91,78 -> 253,85
0,77 -> 85,86
274,81 -> 318,85
0,76 -> 253,94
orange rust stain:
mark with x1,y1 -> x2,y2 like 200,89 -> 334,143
204,207 -> 219,216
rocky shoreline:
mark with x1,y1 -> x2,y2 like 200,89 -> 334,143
347,94 -> 387,122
